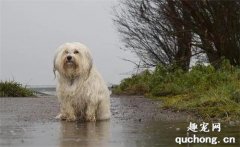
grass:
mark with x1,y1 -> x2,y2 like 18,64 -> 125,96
112,60 -> 240,121
0,80 -> 34,97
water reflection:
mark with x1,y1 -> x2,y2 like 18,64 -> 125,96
59,121 -> 110,147
0,97 -> 239,147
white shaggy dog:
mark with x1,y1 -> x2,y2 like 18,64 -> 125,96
53,42 -> 111,121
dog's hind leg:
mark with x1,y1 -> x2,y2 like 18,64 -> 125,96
96,99 -> 111,120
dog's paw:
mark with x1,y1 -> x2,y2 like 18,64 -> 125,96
66,115 -> 77,122
85,115 -> 96,122
55,114 -> 61,119
55,113 -> 66,120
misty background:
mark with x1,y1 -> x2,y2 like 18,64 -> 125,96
0,0 -> 137,86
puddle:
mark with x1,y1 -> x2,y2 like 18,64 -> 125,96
0,97 -> 239,147
1,119 -> 239,147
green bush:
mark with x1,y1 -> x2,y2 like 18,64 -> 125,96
0,81 -> 34,97
112,70 -> 151,95
112,60 -> 240,120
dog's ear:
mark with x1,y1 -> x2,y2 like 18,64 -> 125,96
53,53 -> 58,78
81,50 -> 93,79
86,51 -> 93,76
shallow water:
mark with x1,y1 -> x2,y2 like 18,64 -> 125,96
0,97 -> 239,147
0,120 -> 239,147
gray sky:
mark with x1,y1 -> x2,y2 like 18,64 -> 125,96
0,0 -> 137,86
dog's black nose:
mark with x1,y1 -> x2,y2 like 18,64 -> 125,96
67,56 -> 72,61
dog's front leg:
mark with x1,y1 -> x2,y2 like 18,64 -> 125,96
85,104 -> 96,122
62,103 -> 77,121
66,110 -> 77,122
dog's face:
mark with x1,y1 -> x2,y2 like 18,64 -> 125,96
54,42 -> 93,79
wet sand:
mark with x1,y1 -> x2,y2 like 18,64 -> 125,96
0,96 -> 239,147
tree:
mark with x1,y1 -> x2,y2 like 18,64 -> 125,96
114,0 -> 192,70
181,0 -> 240,67
114,0 -> 240,70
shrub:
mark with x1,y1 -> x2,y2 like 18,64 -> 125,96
0,81 -> 34,97
112,70 -> 151,95
112,60 -> 240,120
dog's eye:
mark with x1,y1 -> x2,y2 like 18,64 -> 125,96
65,50 -> 69,54
74,50 -> 79,54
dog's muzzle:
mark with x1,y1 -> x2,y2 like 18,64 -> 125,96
67,55 -> 72,61
65,55 -> 75,65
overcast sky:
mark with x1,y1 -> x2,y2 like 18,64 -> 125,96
0,0 -> 138,86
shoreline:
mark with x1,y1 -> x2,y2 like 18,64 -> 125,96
111,94 -> 240,126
